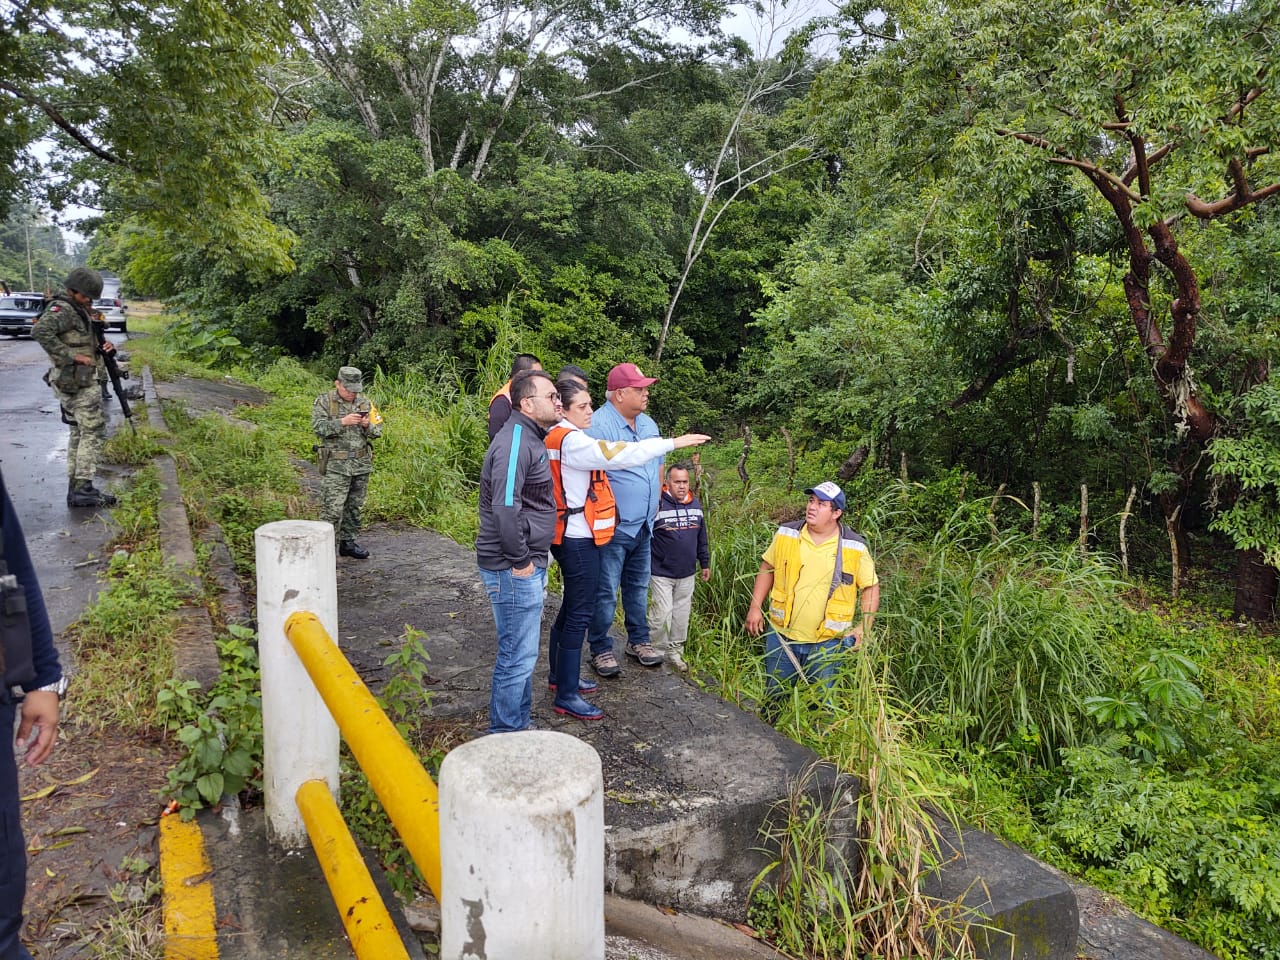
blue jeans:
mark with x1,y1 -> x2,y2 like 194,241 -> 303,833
550,537 -> 600,656
479,565 -> 547,734
0,701 -> 34,960
588,525 -> 651,656
763,626 -> 853,694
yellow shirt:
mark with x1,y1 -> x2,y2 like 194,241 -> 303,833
763,526 -> 862,644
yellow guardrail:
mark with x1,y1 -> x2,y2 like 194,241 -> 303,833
282,610 -> 443,953
296,779 -> 411,960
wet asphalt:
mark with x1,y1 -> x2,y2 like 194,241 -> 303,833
0,331 -> 129,651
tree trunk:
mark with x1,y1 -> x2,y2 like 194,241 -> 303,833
1232,548 -> 1277,622
1158,492 -> 1190,596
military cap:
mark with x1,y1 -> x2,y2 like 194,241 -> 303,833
338,366 -> 363,392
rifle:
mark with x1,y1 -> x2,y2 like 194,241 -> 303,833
94,313 -> 136,433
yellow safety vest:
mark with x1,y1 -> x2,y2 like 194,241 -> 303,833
767,520 -> 870,642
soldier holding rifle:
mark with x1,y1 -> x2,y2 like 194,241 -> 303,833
32,268 -> 119,509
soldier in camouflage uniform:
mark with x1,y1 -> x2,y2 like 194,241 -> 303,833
312,366 -> 382,559
32,268 -> 118,509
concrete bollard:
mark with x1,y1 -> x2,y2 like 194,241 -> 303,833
256,520 -> 341,847
439,731 -> 604,960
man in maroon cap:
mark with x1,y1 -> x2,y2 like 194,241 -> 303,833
584,363 -> 666,676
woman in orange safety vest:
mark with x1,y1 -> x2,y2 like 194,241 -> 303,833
544,379 -> 708,720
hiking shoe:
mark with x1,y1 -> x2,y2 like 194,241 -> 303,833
667,650 -> 689,673
590,651 -> 621,677
624,642 -> 663,667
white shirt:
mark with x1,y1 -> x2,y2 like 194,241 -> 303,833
549,420 -> 674,540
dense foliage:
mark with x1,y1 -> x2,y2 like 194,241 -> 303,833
16,0 -> 1280,955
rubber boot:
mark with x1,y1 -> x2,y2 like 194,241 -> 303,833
546,628 -> 598,694
552,647 -> 603,720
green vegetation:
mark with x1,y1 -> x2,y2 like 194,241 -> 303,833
157,626 -> 263,820
339,625 -> 450,899
68,467 -> 184,732
21,0 -> 1280,953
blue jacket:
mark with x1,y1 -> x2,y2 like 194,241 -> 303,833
1,469 -> 61,694
650,488 -> 709,579
585,401 -> 661,538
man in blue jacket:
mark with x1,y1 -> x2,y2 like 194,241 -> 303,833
585,362 -> 664,676
1,467 -> 66,959
649,463 -> 710,672
476,370 -> 561,732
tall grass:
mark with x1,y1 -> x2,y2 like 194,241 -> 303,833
360,361 -> 488,542
690,479 -> 1129,955
881,497 -> 1121,767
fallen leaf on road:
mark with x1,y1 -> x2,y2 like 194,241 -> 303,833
21,768 -> 100,802
46,826 -> 89,837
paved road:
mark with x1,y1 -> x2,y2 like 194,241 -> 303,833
0,331 -> 129,651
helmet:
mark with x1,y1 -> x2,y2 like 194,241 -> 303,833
65,267 -> 104,300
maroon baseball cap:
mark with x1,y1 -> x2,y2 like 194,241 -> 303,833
606,362 -> 658,390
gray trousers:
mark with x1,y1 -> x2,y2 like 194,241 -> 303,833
648,574 -> 695,653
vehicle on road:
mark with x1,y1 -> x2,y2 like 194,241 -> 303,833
92,296 -> 128,333
0,293 -> 47,336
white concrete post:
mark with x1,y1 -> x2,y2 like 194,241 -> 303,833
439,731 -> 604,960
256,520 -> 341,847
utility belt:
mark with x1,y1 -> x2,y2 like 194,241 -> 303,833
44,362 -> 97,392
314,444 -> 372,471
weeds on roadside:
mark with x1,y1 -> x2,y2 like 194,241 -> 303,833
102,423 -> 167,466
157,625 -> 263,819
70,469 -> 185,732
341,625 -> 447,899
749,655 -> 978,960
82,876 -> 164,960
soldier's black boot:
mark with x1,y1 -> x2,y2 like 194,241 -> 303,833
338,540 -> 370,559
68,480 -> 117,508
101,384 -> 111,401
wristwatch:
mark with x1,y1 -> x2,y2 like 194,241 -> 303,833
34,677 -> 69,699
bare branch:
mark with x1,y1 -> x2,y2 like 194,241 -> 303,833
0,79 -> 122,165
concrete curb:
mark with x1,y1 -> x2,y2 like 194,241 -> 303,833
142,365 -> 220,689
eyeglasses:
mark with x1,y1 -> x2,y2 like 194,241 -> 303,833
536,392 -> 560,402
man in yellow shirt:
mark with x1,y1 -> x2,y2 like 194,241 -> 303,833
745,481 -> 880,693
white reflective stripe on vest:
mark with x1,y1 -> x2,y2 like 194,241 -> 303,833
824,619 -> 852,633
592,518 -> 615,531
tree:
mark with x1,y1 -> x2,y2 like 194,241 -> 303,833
297,0 -> 727,181
813,0 -> 1280,591
0,0 -> 304,276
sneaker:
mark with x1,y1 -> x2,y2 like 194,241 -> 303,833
624,642 -> 663,667
667,650 -> 689,673
590,651 -> 621,677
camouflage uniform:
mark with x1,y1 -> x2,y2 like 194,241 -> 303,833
312,370 -> 382,549
33,295 -> 108,485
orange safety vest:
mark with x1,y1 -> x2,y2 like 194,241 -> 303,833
545,425 -> 617,546
490,381 -> 512,404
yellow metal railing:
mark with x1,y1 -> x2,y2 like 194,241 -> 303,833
282,610 -> 443,955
